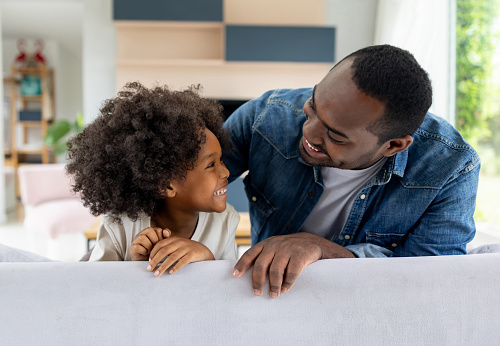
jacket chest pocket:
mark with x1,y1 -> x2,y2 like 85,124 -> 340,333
243,177 -> 275,217
365,232 -> 405,251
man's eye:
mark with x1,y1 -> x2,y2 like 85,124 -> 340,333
327,132 -> 343,144
308,99 -> 315,111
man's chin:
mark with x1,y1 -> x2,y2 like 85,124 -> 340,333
299,146 -> 335,167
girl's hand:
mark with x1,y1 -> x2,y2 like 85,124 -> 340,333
130,227 -> 171,261
147,237 -> 215,276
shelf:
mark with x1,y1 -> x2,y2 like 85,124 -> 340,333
17,95 -> 42,101
13,67 -> 48,75
6,64 -> 56,176
116,21 -> 224,61
17,148 -> 46,155
18,121 -> 46,127
116,58 -> 225,67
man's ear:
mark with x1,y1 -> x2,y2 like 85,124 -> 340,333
382,135 -> 413,157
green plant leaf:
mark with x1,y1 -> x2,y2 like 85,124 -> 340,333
53,142 -> 68,156
44,120 -> 71,146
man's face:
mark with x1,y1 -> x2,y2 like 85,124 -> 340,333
299,59 -> 389,170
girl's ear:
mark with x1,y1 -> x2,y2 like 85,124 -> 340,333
164,183 -> 177,198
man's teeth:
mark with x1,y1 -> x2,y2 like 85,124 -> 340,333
214,188 -> 227,196
306,139 -> 320,152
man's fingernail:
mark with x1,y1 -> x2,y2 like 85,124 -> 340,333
154,271 -> 160,277
253,289 -> 262,296
281,287 -> 289,293
147,265 -> 152,271
270,291 -> 279,298
232,269 -> 240,277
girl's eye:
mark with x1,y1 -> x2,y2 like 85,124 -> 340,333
206,162 -> 215,169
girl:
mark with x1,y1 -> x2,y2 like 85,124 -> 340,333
66,82 -> 239,276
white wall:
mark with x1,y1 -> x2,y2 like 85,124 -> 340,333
82,0 -> 116,124
325,0 -> 378,61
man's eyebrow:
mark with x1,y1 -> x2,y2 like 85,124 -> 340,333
312,86 -> 349,140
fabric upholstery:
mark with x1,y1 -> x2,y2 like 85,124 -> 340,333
1,255 -> 499,345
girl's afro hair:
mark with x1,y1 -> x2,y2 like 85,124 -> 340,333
66,82 -> 231,222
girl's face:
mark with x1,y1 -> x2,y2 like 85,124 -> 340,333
169,128 -> 230,214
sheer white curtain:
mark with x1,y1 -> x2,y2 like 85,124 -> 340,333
374,0 -> 456,124
0,8 -> 6,224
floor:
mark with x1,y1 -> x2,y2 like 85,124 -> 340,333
1,202 -> 499,262
0,203 -> 89,262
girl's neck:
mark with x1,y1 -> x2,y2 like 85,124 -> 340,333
152,205 -> 199,239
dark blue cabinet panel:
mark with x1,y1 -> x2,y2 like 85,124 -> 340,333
226,25 -> 335,62
113,0 -> 223,21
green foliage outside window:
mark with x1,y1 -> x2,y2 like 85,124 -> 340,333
456,0 -> 499,148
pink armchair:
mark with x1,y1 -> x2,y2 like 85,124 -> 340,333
17,164 -> 98,239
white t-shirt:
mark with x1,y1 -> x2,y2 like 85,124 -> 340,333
89,204 -> 240,261
302,158 -> 387,240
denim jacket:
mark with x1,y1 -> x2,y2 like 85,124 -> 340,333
223,88 -> 480,257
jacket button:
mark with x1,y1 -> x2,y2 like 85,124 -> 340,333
308,191 -> 314,197
286,226 -> 291,231
251,196 -> 257,202
359,194 -> 366,200
391,243 -> 397,248
344,235 -> 351,240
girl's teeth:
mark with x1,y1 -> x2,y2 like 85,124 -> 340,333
214,188 -> 227,196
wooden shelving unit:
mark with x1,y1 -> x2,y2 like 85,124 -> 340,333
5,64 -> 56,194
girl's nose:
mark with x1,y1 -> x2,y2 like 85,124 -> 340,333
219,163 -> 229,179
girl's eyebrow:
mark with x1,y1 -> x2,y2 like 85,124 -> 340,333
200,152 -> 217,162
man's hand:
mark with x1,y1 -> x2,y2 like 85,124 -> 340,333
232,232 -> 355,298
130,227 -> 170,261
147,237 -> 215,277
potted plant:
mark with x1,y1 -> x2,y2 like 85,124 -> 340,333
44,112 -> 85,156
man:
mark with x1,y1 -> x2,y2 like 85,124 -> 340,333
223,44 -> 480,298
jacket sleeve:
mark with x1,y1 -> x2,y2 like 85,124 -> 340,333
346,161 -> 480,258
395,161 -> 480,256
223,90 -> 275,182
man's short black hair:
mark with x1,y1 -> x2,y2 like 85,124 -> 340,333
339,44 -> 433,144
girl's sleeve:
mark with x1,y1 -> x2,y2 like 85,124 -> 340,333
88,218 -> 124,261
219,208 -> 241,260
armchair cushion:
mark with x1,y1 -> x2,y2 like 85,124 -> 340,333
18,164 -> 75,206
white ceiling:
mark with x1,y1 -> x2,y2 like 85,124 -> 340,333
1,0 -> 83,57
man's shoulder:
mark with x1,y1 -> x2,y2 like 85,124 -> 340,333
402,113 -> 480,186
249,88 -> 311,159
243,88 -> 312,120
414,113 -> 478,158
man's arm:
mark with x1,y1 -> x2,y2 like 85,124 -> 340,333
232,233 -> 354,298
393,162 -> 480,256
233,161 -> 480,297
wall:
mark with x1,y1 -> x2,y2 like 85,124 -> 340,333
114,0 -> 378,101
325,0 -> 378,61
82,0 -> 116,124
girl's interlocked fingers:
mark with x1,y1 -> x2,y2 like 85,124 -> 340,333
130,227 -> 170,261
